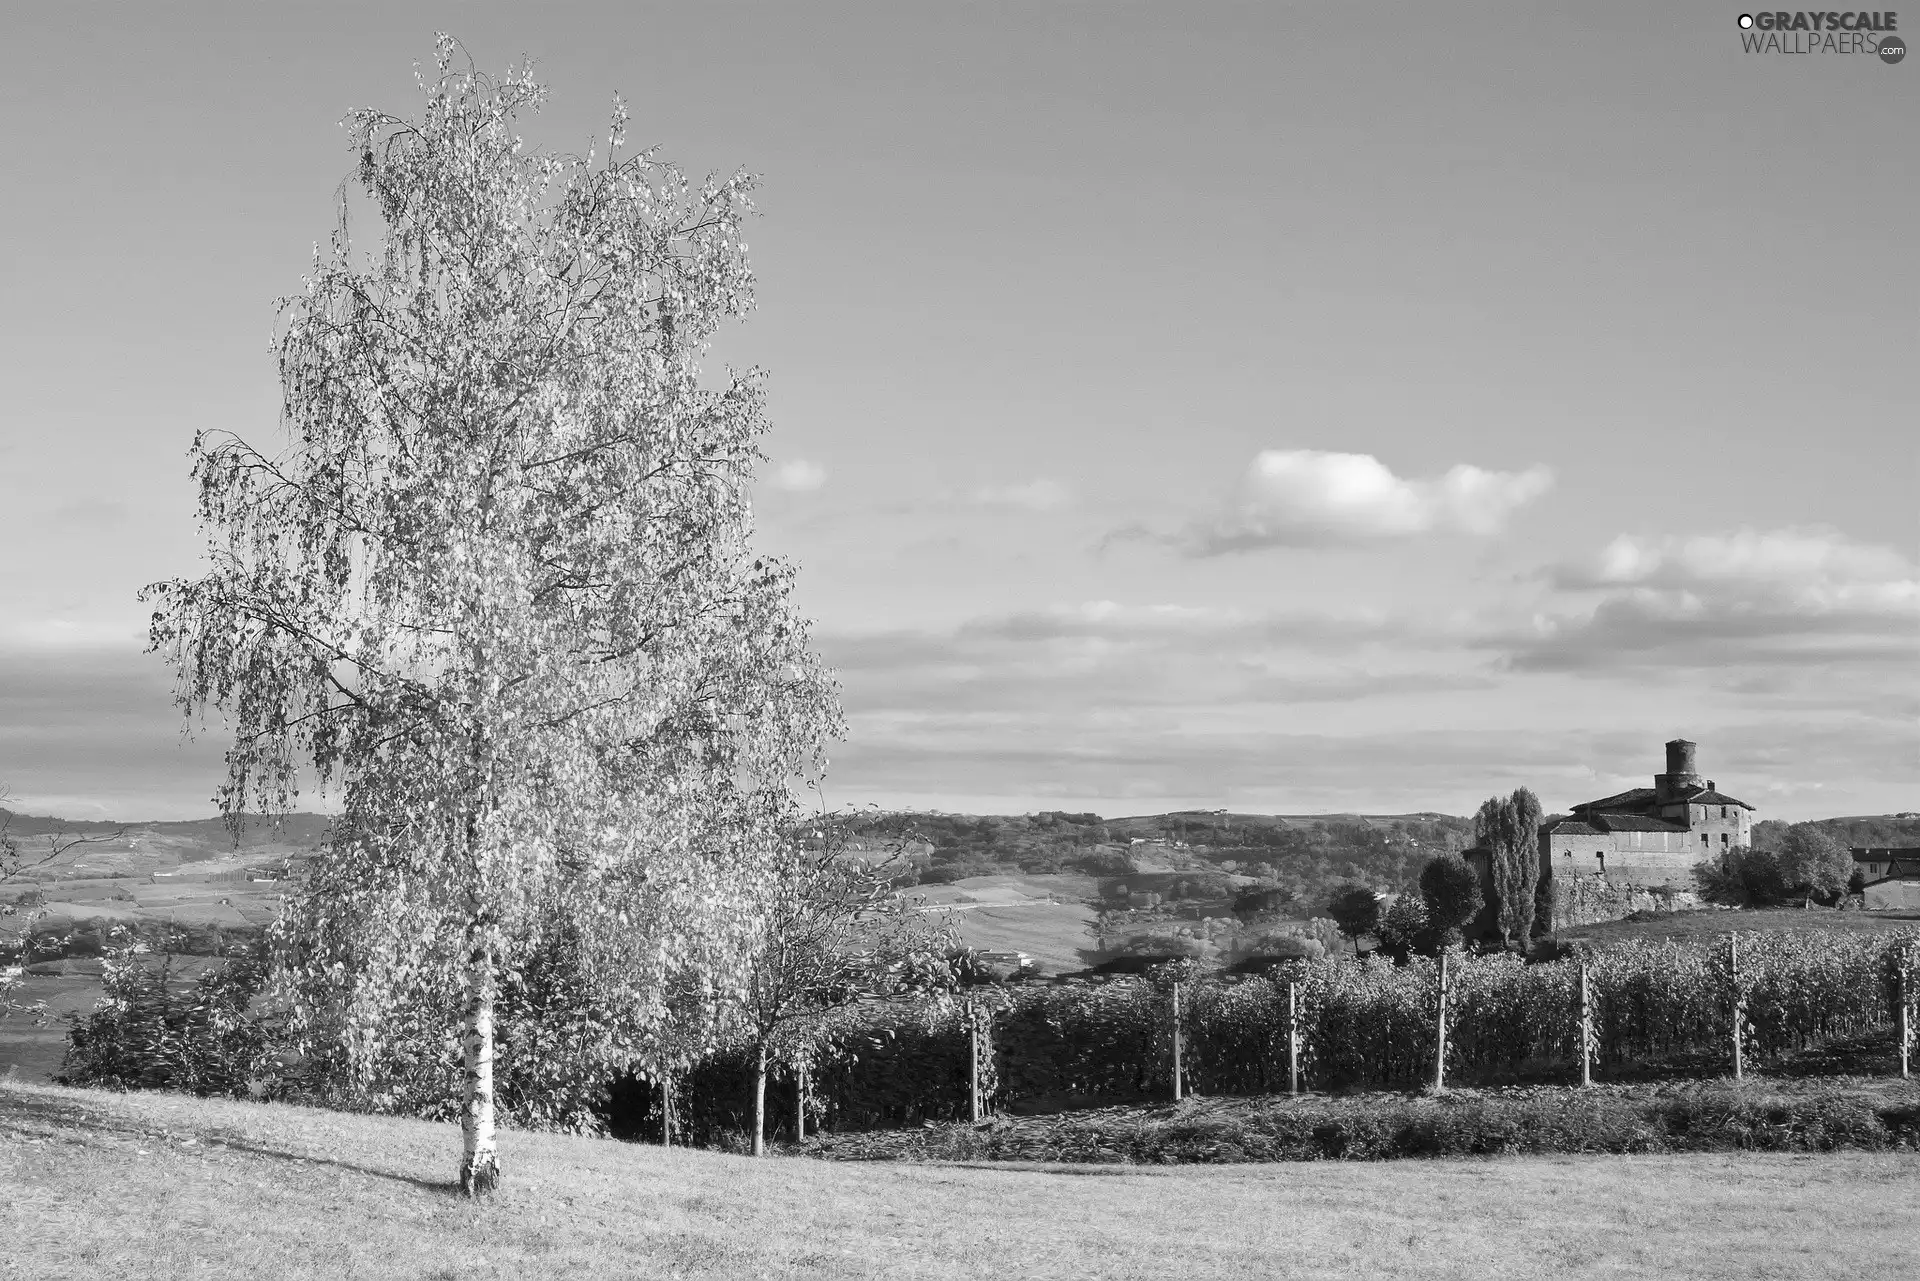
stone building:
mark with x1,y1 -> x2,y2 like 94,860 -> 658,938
1541,739 -> 1756,890
1853,847 -> 1920,910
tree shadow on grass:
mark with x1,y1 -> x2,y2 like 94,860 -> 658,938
0,1085 -> 460,1195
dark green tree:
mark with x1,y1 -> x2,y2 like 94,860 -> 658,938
1417,852 -> 1483,940
1373,895 -> 1431,964
1326,884 -> 1380,955
1474,788 -> 1543,950
1775,823 -> 1852,908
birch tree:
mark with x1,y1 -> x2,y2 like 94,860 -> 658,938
142,39 -> 840,1196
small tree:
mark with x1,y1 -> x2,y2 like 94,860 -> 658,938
735,816 -> 956,1155
1326,884 -> 1380,955
1775,824 -> 1852,908
1374,896 -> 1431,965
1418,852 -> 1482,942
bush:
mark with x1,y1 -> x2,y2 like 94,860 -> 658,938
811,1081 -> 1917,1164
60,945 -> 278,1096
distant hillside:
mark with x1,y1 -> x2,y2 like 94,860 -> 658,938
845,809 -> 1476,916
1773,816 -> 1920,849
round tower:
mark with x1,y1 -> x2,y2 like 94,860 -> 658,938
1655,738 -> 1703,799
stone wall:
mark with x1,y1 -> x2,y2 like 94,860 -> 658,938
1546,873 -> 1704,931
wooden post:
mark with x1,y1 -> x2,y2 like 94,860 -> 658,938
1432,951 -> 1449,1093
1730,933 -> 1744,1082
1171,980 -> 1184,1102
795,1064 -> 807,1141
968,1002 -> 983,1123
1578,960 -> 1593,1088
1901,944 -> 1912,1083
661,1075 -> 674,1148
1287,980 -> 1301,1098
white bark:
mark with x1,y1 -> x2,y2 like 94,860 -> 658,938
460,939 -> 500,1197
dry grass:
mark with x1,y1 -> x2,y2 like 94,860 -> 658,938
5,1080 -> 1918,1280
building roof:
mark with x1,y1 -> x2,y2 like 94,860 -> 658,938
1572,788 -> 1657,815
1545,819 -> 1603,836
1677,788 -> 1756,810
1589,813 -> 1687,833
1853,847 -> 1920,858
1571,785 -> 1754,817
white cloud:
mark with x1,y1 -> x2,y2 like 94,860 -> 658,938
769,459 -> 827,492
967,479 -> 1071,512
1180,450 -> 1553,554
1507,527 -> 1919,674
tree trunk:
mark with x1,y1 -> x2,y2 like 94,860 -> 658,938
1432,950 -> 1449,1093
752,1042 -> 768,1157
661,1075 -> 674,1147
459,935 -> 499,1197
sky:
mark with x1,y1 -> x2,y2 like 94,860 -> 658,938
1,2 -> 1914,823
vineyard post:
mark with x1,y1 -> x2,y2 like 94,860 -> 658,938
1578,959 -> 1593,1088
796,1063 -> 808,1141
968,1000 -> 983,1123
1288,979 -> 1300,1098
1900,941 -> 1912,1082
1730,932 -> 1744,1082
1171,980 -> 1185,1102
1432,950 -> 1449,1093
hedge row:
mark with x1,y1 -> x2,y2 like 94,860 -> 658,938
663,931 -> 1919,1142
807,1080 -> 1920,1163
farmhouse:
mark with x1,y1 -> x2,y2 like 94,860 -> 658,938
1541,739 -> 1756,890
1852,847 -> 1920,910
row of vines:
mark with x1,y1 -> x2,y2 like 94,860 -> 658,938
664,931 -> 1920,1145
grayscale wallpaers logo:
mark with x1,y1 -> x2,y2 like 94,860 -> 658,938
1737,10 -> 1904,60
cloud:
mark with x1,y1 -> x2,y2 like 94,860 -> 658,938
966,479 -> 1071,512
1502,527 -> 1919,675
820,600 -> 1477,718
768,459 -> 827,492
1177,450 -> 1553,555
0,641 -> 229,820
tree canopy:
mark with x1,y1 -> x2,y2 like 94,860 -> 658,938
143,38 -> 839,1195
1474,788 -> 1543,949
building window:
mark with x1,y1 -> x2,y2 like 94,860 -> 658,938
1701,833 -> 1709,846
1721,833 -> 1729,845
1720,806 -> 1727,819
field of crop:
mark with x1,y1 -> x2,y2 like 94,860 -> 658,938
913,873 -> 1102,972
6,1080 -> 1919,1280
1555,908 -> 1920,948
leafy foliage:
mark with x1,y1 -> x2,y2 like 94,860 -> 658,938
1324,885 -> 1380,952
140,37 -> 839,1193
61,943 -> 277,1097
1475,789 -> 1543,948
669,928 -> 1920,1131
1418,852 -> 1482,938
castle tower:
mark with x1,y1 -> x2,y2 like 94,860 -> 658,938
1653,738 -> 1703,801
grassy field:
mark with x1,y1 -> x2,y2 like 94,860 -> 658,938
4,1080 -> 1919,1280
1553,907 -> 1920,948
913,874 -> 1104,973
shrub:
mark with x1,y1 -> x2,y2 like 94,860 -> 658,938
60,945 -> 277,1096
